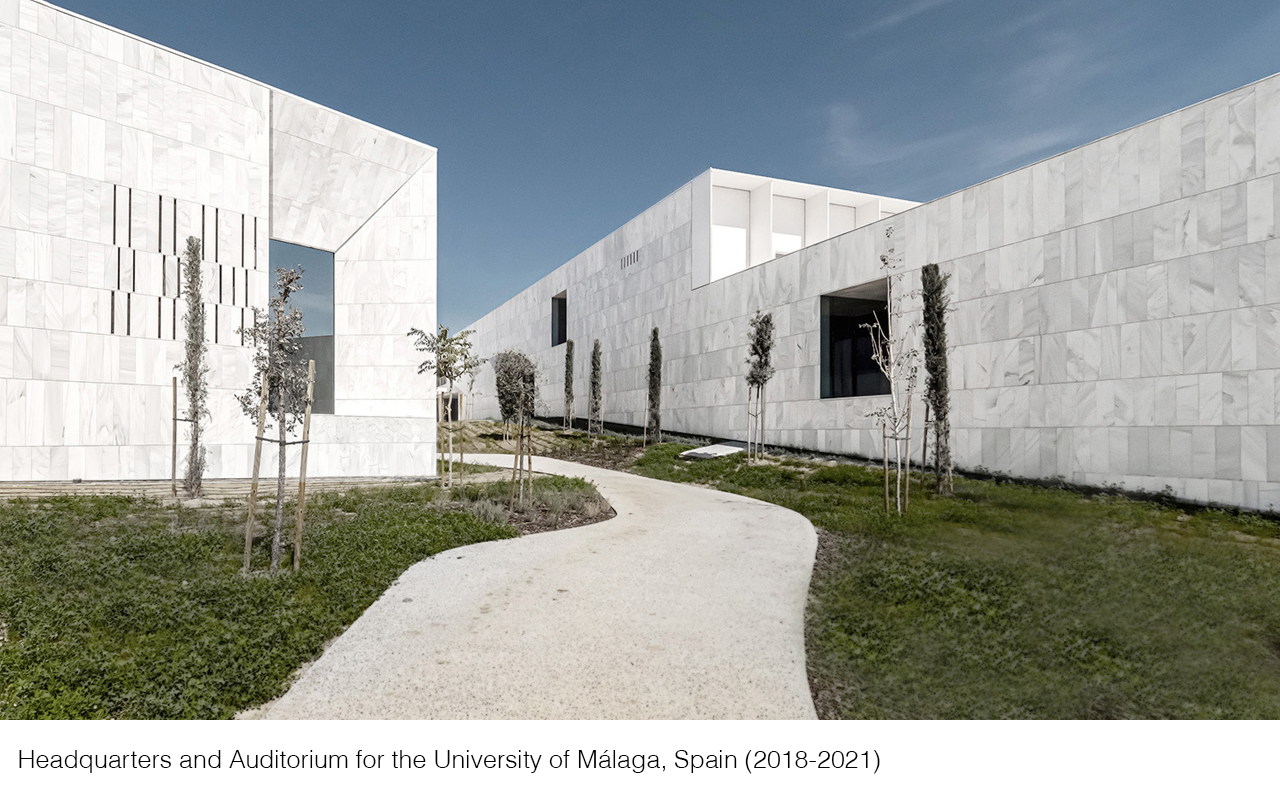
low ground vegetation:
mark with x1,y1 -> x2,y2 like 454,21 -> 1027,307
438,475 -> 612,534
631,444 -> 1280,719
0,475 -> 609,719
451,419 -> 650,471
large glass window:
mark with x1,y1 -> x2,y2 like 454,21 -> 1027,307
270,240 -> 335,414
821,286 -> 891,399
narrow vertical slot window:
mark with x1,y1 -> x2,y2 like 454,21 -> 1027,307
551,293 -> 567,347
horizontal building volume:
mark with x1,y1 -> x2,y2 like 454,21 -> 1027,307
466,77 -> 1280,512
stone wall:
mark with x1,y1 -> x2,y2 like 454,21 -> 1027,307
0,0 -> 437,480
467,73 -> 1280,511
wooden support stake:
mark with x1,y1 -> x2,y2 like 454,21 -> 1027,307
171,376 -> 178,497
904,397 -> 913,515
922,402 -> 931,490
293,360 -> 315,572
752,381 -> 762,458
882,420 -> 890,515
243,378 -> 269,572
509,413 -> 520,509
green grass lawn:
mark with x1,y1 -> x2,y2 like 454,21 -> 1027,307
0,486 -> 518,719
633,444 -> 1280,719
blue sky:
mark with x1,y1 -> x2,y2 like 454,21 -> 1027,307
60,0 -> 1280,329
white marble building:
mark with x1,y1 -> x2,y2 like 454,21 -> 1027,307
468,74 -> 1280,512
0,0 -> 438,480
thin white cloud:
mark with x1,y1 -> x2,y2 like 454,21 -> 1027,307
823,101 -> 1083,197
848,0 -> 959,39
824,101 -> 973,170
977,126 -> 1082,167
1006,30 -> 1106,99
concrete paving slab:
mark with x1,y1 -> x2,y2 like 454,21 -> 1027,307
257,455 -> 818,719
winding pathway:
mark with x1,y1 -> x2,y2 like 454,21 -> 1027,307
258,455 -> 817,719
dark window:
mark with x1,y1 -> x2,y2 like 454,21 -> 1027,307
551,293 -> 567,347
271,239 -> 335,414
821,291 -> 891,398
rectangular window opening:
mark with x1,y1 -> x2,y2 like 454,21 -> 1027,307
551,292 -> 567,347
271,239 -> 335,414
821,282 -> 892,399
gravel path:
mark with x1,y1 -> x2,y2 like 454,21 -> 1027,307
256,455 -> 818,719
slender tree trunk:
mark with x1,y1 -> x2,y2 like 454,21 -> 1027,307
894,424 -> 903,515
518,417 -> 526,504
904,396 -> 912,515
752,384 -> 762,458
509,418 -> 519,510
922,402 -> 931,490
883,420 -> 890,515
944,417 -> 954,494
294,360 -> 315,572
243,379 -> 269,571
272,409 -> 286,572
447,380 -> 455,488
643,399 -> 648,447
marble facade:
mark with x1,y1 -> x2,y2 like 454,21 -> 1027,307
0,0 -> 438,480
468,75 -> 1280,512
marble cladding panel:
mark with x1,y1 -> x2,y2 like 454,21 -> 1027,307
1,3 -> 437,479
467,74 -> 1280,510
270,92 -> 436,252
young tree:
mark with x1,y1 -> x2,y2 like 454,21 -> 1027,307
493,350 -> 537,507
175,236 -> 209,497
645,327 -> 662,445
492,350 -> 520,439
407,324 -> 484,488
865,225 -> 920,516
588,339 -> 603,435
745,311 -> 776,463
236,268 -> 310,572
921,262 -> 953,494
563,339 -> 575,431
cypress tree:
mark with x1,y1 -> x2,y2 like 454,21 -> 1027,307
921,262 -> 952,493
589,339 -> 603,435
563,339 -> 575,430
746,311 -> 776,461
646,327 -> 662,444
176,236 -> 208,497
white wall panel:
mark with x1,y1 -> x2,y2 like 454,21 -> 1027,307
468,72 -> 1280,512
0,0 -> 438,480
